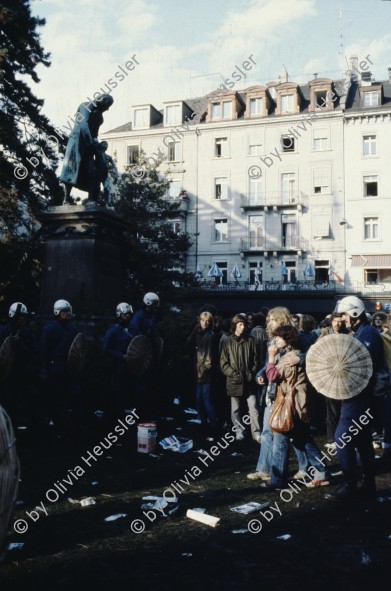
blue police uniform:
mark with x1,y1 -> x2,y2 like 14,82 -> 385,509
103,322 -> 133,416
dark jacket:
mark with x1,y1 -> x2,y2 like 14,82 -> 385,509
196,328 -> 216,383
40,319 -> 79,377
220,334 -> 258,397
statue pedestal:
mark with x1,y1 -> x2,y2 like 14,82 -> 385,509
38,204 -> 129,316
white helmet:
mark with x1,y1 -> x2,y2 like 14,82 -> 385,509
9,302 -> 28,318
143,292 -> 160,307
54,299 -> 72,316
334,296 -> 365,318
116,302 -> 133,317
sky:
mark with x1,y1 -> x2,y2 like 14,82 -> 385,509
30,0 -> 391,135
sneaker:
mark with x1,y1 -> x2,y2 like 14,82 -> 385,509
235,431 -> 245,441
325,442 -> 337,452
324,484 -> 357,501
254,435 -> 262,444
372,441 -> 381,450
293,470 -> 308,480
247,472 -> 271,481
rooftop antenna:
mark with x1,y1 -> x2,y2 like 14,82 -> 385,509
338,9 -> 346,77
189,72 -> 223,97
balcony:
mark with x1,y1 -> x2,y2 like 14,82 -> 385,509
239,236 -> 308,255
240,191 -> 309,210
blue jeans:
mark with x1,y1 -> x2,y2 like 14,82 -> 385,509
256,403 -> 308,476
270,420 -> 326,487
196,382 -> 216,429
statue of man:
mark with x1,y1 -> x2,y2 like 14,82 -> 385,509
59,94 -> 114,204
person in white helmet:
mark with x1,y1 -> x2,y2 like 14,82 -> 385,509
129,293 -> 161,420
103,302 -> 134,419
40,299 -> 82,441
325,296 -> 386,501
0,302 -> 36,424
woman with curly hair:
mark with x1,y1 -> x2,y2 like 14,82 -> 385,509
260,325 -> 328,489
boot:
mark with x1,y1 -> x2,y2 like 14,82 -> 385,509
324,469 -> 357,501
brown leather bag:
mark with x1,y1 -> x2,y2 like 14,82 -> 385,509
269,375 -> 296,433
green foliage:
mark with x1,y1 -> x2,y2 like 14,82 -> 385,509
0,0 -> 65,305
114,165 -> 196,304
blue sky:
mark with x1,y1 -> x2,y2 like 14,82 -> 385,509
31,0 -> 391,133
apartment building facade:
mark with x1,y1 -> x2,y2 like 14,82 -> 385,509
102,63 -> 391,291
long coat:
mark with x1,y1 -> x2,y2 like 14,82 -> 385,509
220,334 -> 258,397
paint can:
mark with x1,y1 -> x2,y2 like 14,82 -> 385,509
137,422 -> 157,454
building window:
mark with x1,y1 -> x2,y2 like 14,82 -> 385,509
313,168 -> 331,194
249,262 -> 262,285
363,91 -> 379,107
127,145 -> 139,164
211,101 -> 232,120
313,128 -> 328,150
249,215 -> 264,248
364,217 -> 379,240
312,213 -> 330,239
248,135 -> 263,156
215,138 -> 229,158
214,218 -> 228,242
222,101 -> 232,118
170,220 -> 182,234
363,175 -> 378,197
248,177 -> 264,204
167,140 -> 182,162
165,105 -> 181,125
211,102 -> 221,119
168,180 -> 181,198
363,135 -> 376,156
250,97 -> 263,115
365,269 -> 378,283
133,108 -> 148,128
282,214 -> 298,249
281,94 -> 294,113
281,136 -> 295,152
214,177 -> 228,200
215,261 -> 228,284
281,173 -> 296,203
314,90 -> 327,109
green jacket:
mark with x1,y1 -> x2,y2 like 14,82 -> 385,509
220,334 -> 258,397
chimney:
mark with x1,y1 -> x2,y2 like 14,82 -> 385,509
313,73 -> 318,79
280,66 -> 289,83
349,55 -> 359,79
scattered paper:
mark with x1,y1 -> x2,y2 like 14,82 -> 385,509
183,408 -> 198,415
186,509 -> 220,527
276,534 -> 291,541
162,417 -> 174,421
192,508 -> 206,513
231,529 -> 248,534
173,397 -> 181,405
231,452 -> 244,457
80,497 -> 96,507
17,426 -> 28,430
15,500 -> 24,506
194,449 -> 209,456
104,513 -> 127,522
330,471 -> 343,477
91,481 -> 99,486
231,502 -> 270,515
187,419 -> 202,424
182,553 -> 192,557
94,410 -> 104,417
159,435 -> 193,453
8,543 -> 24,550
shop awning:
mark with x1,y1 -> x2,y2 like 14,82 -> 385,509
351,254 -> 391,268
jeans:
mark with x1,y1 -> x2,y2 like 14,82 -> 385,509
334,399 -> 374,483
196,382 -> 216,429
231,394 -> 261,439
269,420 -> 326,487
256,403 -> 309,476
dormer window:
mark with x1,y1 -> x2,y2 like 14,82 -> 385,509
211,100 -> 232,120
250,97 -> 263,115
363,91 -> 379,107
133,108 -> 149,128
165,104 -> 181,125
308,78 -> 335,112
281,94 -> 294,113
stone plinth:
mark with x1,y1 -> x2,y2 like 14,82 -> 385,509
38,204 -> 129,315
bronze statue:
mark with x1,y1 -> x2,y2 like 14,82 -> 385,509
59,94 -> 114,205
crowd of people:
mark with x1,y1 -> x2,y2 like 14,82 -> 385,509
185,298 -> 391,502
1,294 -> 390,503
